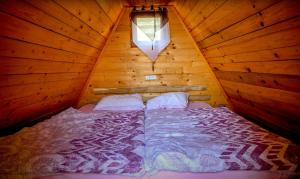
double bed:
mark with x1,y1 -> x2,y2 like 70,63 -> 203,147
0,100 -> 299,179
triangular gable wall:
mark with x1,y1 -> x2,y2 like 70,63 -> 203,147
78,7 -> 228,107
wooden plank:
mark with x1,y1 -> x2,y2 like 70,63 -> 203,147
200,0 -> 300,48
0,11 -> 99,57
91,79 -> 215,89
0,57 -> 93,75
96,55 -> 199,64
94,61 -> 206,71
215,71 -> 300,93
101,48 -> 199,58
0,37 -> 96,64
95,0 -> 123,22
92,73 -> 212,83
186,0 -> 226,31
203,16 -> 300,58
206,45 -> 300,64
0,72 -> 89,87
90,81 -> 220,91
189,95 -> 211,101
175,0 -> 199,19
142,95 -> 211,102
93,85 -> 208,94
2,93 -> 79,129
182,0 -> 210,28
0,0 -> 103,48
0,78 -> 86,101
24,0 -> 106,46
125,0 -> 171,6
191,0 -> 279,42
222,81 -> 300,119
0,87 -> 82,122
82,91 -> 222,108
231,98 -> 300,137
54,0 -> 113,37
220,79 -> 300,107
210,60 -> 300,75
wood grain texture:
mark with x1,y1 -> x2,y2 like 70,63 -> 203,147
93,85 -> 207,94
0,0 -> 123,129
125,0 -> 173,6
174,0 -> 300,137
142,95 -> 211,102
78,7 -> 228,107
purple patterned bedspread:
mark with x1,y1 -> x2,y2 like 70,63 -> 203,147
145,107 -> 300,173
0,108 -> 145,178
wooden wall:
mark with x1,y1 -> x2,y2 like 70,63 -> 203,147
78,7 -> 228,107
0,0 -> 123,129
174,0 -> 300,137
125,0 -> 172,6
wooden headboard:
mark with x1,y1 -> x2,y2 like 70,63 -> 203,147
93,85 -> 211,102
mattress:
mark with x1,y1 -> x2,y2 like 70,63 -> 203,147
0,108 -> 145,178
0,104 -> 299,179
144,106 -> 300,175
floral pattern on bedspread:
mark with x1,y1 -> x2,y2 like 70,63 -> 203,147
0,108 -> 145,177
145,107 -> 300,173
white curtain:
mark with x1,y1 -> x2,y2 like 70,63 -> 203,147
131,8 -> 170,66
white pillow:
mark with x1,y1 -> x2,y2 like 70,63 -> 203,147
94,94 -> 145,111
146,92 -> 189,110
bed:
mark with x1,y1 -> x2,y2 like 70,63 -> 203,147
0,107 -> 145,178
0,102 -> 299,179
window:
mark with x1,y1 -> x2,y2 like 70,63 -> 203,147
136,17 -> 161,41
130,8 -> 170,62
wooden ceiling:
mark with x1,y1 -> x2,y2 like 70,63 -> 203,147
126,0 -> 173,6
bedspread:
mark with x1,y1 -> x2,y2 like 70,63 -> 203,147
145,107 -> 300,174
0,108 -> 145,178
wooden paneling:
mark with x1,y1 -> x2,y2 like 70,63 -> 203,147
175,0 -> 300,137
78,7 -> 228,107
125,0 -> 173,6
142,95 -> 211,102
93,85 -> 207,94
0,0 -> 123,129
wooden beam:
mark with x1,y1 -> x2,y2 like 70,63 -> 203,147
189,95 -> 211,101
93,85 -> 207,94
142,95 -> 211,102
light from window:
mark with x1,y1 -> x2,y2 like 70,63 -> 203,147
136,17 -> 161,41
